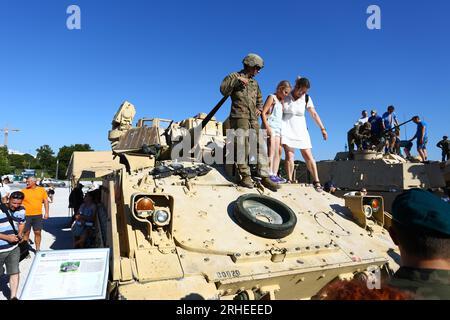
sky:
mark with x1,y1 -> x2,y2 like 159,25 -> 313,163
0,0 -> 449,161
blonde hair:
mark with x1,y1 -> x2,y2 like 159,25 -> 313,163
276,80 -> 291,92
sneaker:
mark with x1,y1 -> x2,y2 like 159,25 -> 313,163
276,176 -> 287,184
261,177 -> 281,191
269,175 -> 279,183
239,176 -> 254,189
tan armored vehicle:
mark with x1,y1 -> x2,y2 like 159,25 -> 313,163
82,101 -> 402,300
312,150 -> 446,211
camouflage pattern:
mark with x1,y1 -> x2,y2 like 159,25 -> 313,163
242,53 -> 264,68
437,139 -> 450,161
220,71 -> 263,120
347,123 -> 372,157
229,118 -> 270,178
389,267 -> 450,300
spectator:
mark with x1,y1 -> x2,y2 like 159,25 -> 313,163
46,185 -> 55,203
381,105 -> 399,153
0,191 -> 26,300
282,77 -> 328,190
69,182 -> 84,225
388,189 -> 450,299
436,135 -> 449,162
21,176 -> 49,252
360,188 -> 368,196
73,192 -> 97,249
409,116 -> 428,162
261,80 -> 291,183
0,177 -> 11,204
323,181 -> 337,194
368,110 -> 384,150
355,110 -> 369,126
402,140 -> 414,160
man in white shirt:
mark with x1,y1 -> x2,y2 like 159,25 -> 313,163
355,110 -> 369,126
0,177 -> 11,204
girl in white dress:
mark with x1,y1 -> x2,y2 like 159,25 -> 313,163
282,77 -> 328,190
261,80 -> 291,183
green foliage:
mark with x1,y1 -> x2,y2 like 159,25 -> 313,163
0,146 -> 11,175
57,144 -> 93,179
36,145 -> 56,176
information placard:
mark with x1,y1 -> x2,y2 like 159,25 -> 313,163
20,248 -> 110,300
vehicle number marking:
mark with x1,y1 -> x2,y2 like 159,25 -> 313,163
216,270 -> 240,279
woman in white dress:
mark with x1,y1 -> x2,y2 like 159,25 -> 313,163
282,77 -> 328,190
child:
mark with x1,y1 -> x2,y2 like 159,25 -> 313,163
261,80 -> 291,183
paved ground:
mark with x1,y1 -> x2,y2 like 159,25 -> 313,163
0,185 -> 73,300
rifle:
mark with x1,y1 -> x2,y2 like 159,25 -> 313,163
381,117 -> 414,136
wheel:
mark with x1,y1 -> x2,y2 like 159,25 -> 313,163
233,194 -> 297,239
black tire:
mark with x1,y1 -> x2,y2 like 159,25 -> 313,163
233,194 -> 297,239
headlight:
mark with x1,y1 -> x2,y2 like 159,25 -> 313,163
135,197 -> 155,218
363,205 -> 373,218
371,199 -> 380,213
153,209 -> 171,226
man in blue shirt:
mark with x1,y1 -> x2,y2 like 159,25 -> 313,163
382,105 -> 399,153
0,191 -> 26,300
409,115 -> 428,162
368,110 -> 384,151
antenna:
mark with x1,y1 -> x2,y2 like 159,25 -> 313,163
403,114 -> 407,140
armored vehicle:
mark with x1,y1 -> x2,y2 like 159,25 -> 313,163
86,101 -> 402,300
312,150 -> 446,211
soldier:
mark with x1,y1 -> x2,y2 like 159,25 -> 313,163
220,54 -> 279,191
436,135 -> 449,162
388,189 -> 450,299
347,122 -> 372,159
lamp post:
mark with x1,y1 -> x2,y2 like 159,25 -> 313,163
55,159 -> 59,180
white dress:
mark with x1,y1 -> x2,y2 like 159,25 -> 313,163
281,93 -> 314,149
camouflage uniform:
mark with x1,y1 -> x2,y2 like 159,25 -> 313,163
436,138 -> 450,162
220,71 -> 269,178
347,122 -> 371,158
389,189 -> 450,300
389,267 -> 450,300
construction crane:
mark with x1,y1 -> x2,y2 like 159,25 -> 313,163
0,127 -> 20,148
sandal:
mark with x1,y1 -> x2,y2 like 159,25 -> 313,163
313,181 -> 323,192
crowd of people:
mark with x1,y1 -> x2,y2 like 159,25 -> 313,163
0,176 -> 48,300
346,106 -> 447,164
69,183 -> 105,249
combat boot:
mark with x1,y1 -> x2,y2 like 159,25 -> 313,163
239,176 -> 254,189
261,177 -> 280,191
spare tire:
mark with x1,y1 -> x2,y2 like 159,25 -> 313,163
233,194 -> 297,239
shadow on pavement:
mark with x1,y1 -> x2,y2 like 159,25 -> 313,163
42,217 -> 73,250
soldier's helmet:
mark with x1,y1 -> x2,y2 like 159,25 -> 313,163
242,53 -> 264,69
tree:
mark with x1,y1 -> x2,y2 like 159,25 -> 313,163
0,146 -> 11,175
8,153 -> 35,172
36,145 -> 56,176
57,144 -> 93,179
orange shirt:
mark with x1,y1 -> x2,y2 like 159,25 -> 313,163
21,187 -> 48,216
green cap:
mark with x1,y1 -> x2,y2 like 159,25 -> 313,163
392,189 -> 450,236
